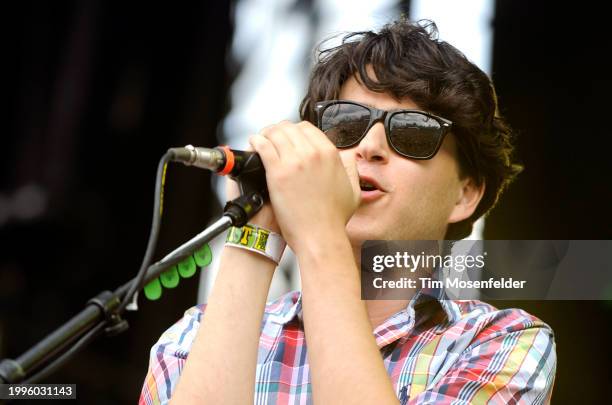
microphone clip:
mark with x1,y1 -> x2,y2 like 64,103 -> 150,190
223,192 -> 265,227
223,150 -> 268,226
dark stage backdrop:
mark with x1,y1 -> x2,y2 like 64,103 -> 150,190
488,1 -> 612,404
1,1 -> 610,403
1,1 -> 232,403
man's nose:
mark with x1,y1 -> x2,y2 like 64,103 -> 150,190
354,122 -> 390,162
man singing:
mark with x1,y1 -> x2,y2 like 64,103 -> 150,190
140,19 -> 556,404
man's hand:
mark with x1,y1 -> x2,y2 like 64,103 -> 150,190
225,145 -> 281,234
245,121 -> 399,404
249,120 -> 360,253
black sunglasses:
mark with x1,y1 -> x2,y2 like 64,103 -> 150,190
315,100 -> 453,159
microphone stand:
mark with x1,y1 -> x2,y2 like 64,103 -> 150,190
0,190 -> 265,385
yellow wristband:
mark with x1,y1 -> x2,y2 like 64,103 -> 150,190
225,224 -> 286,264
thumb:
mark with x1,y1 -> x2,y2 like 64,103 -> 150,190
341,153 -> 361,207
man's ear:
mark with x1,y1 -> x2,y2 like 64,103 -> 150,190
448,177 -> 485,224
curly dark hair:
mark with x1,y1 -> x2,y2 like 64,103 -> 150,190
299,18 -> 523,240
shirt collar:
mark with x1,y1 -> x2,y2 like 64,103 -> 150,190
266,286 -> 461,348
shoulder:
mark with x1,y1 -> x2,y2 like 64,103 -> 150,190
452,300 -> 555,344
404,301 -> 557,404
446,299 -> 557,380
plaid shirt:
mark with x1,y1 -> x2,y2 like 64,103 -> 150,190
140,289 -> 556,404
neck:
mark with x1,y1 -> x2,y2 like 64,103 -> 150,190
351,242 -> 414,330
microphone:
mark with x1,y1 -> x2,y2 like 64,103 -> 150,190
168,145 -> 268,197
168,145 -> 262,177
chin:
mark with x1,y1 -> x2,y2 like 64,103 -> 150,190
345,217 -> 384,245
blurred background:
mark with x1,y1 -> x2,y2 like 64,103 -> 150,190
1,0 -> 611,403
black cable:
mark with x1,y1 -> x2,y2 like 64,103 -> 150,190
1,150 -> 212,385
117,151 -> 173,313
23,322 -> 107,384
15,151 -> 173,384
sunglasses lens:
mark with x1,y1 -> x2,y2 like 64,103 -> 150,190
389,112 -> 444,158
321,103 -> 370,147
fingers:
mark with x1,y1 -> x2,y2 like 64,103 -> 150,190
251,120 -> 339,171
296,121 -> 360,209
258,121 -> 297,163
249,134 -> 280,171
276,121 -> 316,156
297,121 -> 336,152
340,152 -> 361,206
251,121 -> 316,165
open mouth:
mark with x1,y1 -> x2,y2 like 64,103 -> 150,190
359,179 -> 379,192
358,176 -> 385,196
